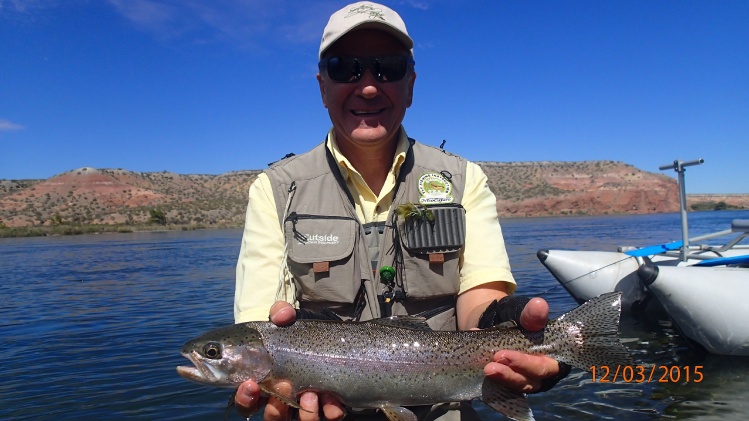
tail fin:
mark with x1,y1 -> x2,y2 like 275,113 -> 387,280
548,292 -> 634,370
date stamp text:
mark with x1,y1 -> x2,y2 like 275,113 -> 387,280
590,365 -> 704,383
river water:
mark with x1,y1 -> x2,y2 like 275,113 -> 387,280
2,210 -> 748,420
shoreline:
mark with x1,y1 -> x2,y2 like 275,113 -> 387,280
3,206 -> 746,238
0,223 -> 238,238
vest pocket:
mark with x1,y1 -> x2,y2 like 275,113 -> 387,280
401,250 -> 461,298
396,205 -> 464,298
399,204 -> 465,253
284,213 -> 360,303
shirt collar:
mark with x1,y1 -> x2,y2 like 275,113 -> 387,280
326,127 -> 410,182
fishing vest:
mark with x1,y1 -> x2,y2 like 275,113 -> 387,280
265,138 -> 467,331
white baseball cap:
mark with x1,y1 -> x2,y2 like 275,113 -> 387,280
319,1 -> 414,59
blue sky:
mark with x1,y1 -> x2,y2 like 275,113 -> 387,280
1,0 -> 747,193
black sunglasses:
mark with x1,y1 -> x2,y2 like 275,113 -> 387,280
318,55 -> 415,83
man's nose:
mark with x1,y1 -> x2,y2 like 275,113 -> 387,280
357,69 -> 380,98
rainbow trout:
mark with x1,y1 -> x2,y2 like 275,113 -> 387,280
177,292 -> 632,421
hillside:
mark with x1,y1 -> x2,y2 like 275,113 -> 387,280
0,167 -> 260,228
0,161 -> 746,229
480,160 -> 680,217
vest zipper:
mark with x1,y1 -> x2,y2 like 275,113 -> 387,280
285,212 -> 357,242
284,212 -> 356,221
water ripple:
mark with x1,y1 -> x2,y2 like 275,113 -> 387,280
1,213 -> 748,420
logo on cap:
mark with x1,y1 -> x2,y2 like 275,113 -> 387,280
345,4 -> 386,21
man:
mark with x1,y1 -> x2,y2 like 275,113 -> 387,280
234,2 -> 567,420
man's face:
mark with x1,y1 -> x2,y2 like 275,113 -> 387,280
317,29 -> 416,150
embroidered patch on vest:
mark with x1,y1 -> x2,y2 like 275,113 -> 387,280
417,173 -> 454,205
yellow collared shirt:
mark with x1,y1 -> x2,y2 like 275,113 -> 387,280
235,128 -> 515,323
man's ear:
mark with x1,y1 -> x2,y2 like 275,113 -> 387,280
317,73 -> 328,108
406,71 -> 416,108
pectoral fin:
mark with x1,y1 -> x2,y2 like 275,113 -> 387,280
258,383 -> 306,411
380,405 -> 418,421
481,378 -> 534,421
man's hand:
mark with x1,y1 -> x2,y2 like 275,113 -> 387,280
483,297 -> 567,393
234,302 -> 346,420
458,285 -> 570,394
484,350 -> 564,394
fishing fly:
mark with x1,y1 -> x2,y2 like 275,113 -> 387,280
395,203 -> 435,224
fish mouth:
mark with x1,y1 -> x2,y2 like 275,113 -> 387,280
176,364 -> 201,380
176,351 -> 220,385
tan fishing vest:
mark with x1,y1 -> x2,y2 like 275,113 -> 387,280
265,138 -> 467,331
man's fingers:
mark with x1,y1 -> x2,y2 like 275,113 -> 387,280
485,350 -> 561,393
261,381 -> 295,421
494,350 -> 560,377
298,392 -> 320,421
235,381 -> 262,417
519,297 -> 549,332
238,378 -> 344,421
269,301 -> 297,326
320,394 -> 347,421
484,360 -> 538,393
263,396 -> 291,421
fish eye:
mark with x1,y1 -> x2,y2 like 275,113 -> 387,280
203,342 -> 222,359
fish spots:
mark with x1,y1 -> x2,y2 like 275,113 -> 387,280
181,294 -> 631,419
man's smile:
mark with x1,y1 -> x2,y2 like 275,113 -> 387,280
352,108 -> 385,116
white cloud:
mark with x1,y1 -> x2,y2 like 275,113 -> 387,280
102,0 -> 350,49
106,0 -> 185,37
0,119 -> 24,132
0,0 -> 59,23
1,0 -> 43,13
2,0 -> 430,49
105,0 -> 286,45
400,0 -> 430,11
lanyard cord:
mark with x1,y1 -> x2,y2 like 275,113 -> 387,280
275,181 -> 297,303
